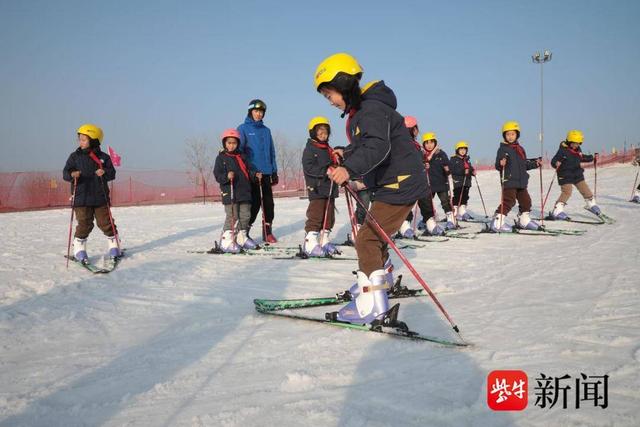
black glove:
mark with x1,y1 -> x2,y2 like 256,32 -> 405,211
270,173 -> 279,186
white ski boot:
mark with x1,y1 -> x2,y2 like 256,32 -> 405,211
585,197 -> 601,215
73,237 -> 88,262
236,229 -> 258,250
490,213 -> 512,233
334,269 -> 391,324
444,211 -> 457,230
219,230 -> 241,254
107,236 -> 121,258
319,229 -> 339,255
303,231 -> 325,257
552,202 -> 569,220
422,217 -> 445,236
516,212 -> 540,231
398,220 -> 415,239
456,204 -> 473,221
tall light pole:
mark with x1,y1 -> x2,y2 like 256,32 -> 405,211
532,49 -> 552,223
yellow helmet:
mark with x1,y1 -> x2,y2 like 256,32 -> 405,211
77,124 -> 103,142
422,132 -> 437,143
566,129 -> 584,144
502,121 -> 520,134
314,52 -> 363,90
308,116 -> 330,131
455,141 -> 469,151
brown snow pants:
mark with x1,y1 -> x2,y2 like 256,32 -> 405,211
356,201 -> 413,276
74,206 -> 116,239
495,188 -> 532,215
305,198 -> 336,232
556,180 -> 593,204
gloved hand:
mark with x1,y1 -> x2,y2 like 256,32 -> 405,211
270,173 -> 279,186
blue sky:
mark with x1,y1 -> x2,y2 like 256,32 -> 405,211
1,0 -> 639,171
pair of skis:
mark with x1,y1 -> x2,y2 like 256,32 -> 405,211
254,276 -> 469,347
189,244 -> 359,261
65,252 -> 124,274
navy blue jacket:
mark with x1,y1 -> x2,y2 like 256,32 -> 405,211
214,150 -> 253,205
342,81 -> 427,205
450,154 -> 475,189
424,148 -> 451,193
550,142 -> 594,185
302,138 -> 339,200
63,147 -> 115,207
494,142 -> 540,189
237,117 -> 278,175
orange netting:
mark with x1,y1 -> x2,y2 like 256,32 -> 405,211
0,150 -> 636,213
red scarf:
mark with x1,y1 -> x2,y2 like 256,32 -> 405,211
224,152 -> 250,180
457,154 -> 470,169
423,147 -> 437,163
566,146 -> 583,159
88,150 -> 103,169
508,142 -> 526,160
311,140 -> 337,165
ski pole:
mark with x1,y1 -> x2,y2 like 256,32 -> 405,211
258,176 -> 268,243
542,163 -> 561,217
320,181 -> 334,246
230,176 -> 236,242
447,174 -> 458,228
593,154 -> 598,199
344,185 -> 463,337
90,151 -> 121,252
456,174 -> 468,218
66,177 -> 78,268
538,157 -> 545,227
499,162 -> 506,230
345,187 -> 358,239
630,166 -> 640,201
473,175 -> 488,218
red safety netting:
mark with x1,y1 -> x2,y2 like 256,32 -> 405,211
1,149 -> 636,213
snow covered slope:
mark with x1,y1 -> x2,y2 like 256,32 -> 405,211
1,165 -> 639,426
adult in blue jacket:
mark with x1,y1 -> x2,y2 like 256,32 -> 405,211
237,99 -> 278,243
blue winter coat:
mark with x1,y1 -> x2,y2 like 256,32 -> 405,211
237,117 -> 278,175
63,147 -> 116,207
343,81 -> 427,205
494,142 -> 539,189
550,142 -> 594,185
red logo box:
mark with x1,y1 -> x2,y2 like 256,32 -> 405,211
487,370 -> 528,411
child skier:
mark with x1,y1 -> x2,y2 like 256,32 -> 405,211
421,132 -> 455,235
550,130 -> 601,219
63,124 -> 121,261
398,116 -> 431,238
237,99 -> 278,243
213,129 -> 257,253
302,116 -> 340,256
449,141 -> 475,221
490,121 -> 542,232
314,52 -> 427,325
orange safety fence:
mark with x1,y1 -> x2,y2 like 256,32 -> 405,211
1,149 -> 636,213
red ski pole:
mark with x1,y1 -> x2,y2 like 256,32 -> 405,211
230,177 -> 236,241
344,186 -> 358,239
593,154 -> 598,199
320,182 -> 334,246
541,163 -> 561,217
456,174 -> 468,217
344,185 -> 463,337
630,167 -> 640,201
473,175 -> 489,218
66,177 -> 78,268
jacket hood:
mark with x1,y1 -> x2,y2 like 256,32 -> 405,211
361,80 -> 397,110
244,116 -> 264,127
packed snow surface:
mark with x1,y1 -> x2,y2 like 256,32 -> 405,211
1,165 -> 639,426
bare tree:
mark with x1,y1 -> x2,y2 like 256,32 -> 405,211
184,137 -> 216,203
272,131 -> 304,191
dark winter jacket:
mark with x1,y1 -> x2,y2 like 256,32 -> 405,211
550,142 -> 594,185
494,141 -> 540,189
302,138 -> 339,200
450,154 -> 475,189
237,117 -> 278,175
63,147 -> 115,207
214,150 -> 253,205
424,147 -> 451,193
342,81 -> 427,205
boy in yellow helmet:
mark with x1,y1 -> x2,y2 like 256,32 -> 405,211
314,52 -> 427,325
450,141 -> 476,221
549,130 -> 601,219
490,121 -> 542,232
63,124 -> 120,261
302,116 -> 340,256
